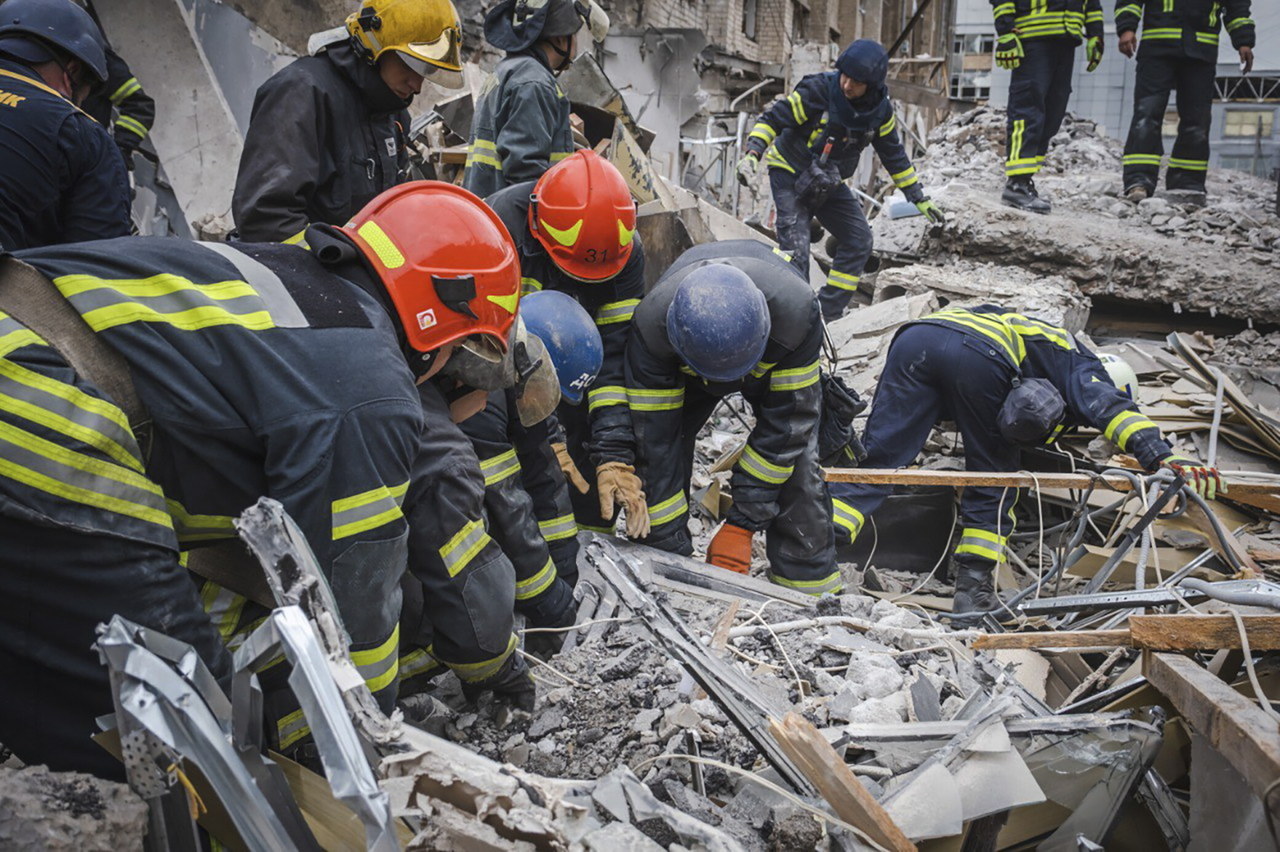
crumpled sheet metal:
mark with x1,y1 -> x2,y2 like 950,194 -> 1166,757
233,606 -> 400,852
97,615 -> 311,850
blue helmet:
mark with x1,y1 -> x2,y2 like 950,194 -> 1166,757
667,264 -> 770,383
519,290 -> 603,405
835,39 -> 888,88
0,0 -> 108,82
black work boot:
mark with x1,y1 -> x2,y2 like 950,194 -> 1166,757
1001,177 -> 1051,214
952,564 -> 999,621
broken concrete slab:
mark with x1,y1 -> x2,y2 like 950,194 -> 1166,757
0,765 -> 147,851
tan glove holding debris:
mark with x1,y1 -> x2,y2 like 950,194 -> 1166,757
552,442 -> 589,494
596,462 -> 650,538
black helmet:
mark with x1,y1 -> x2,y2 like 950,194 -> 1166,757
0,0 -> 108,81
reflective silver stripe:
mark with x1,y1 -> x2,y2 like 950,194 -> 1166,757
62,285 -> 268,321
331,481 -> 409,540
955,528 -> 1007,563
769,359 -> 820,391
538,513 -> 578,542
440,519 -> 491,577
479,449 -> 521,486
647,491 -> 688,526
0,420 -> 171,529
737,445 -> 793,485
515,558 -> 557,601
595,299 -> 640,326
197,242 -> 310,329
398,649 -> 441,682
832,498 -> 864,537
772,570 -> 843,595
437,634 -> 519,683
350,625 -> 400,693
169,499 -> 236,542
276,709 -> 310,749
0,360 -> 143,471
587,385 -> 628,412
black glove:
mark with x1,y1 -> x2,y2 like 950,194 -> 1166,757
114,135 -> 140,170
520,578 -> 577,659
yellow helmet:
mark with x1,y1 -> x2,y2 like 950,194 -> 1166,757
346,0 -> 464,88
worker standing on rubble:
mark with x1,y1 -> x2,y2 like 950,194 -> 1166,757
829,306 -> 1224,619
0,181 -> 523,776
736,39 -> 942,323
462,0 -> 609,197
621,239 -> 839,594
232,0 -> 464,243
991,0 -> 1104,213
485,151 -> 651,540
0,0 -> 129,250
1116,0 -> 1255,204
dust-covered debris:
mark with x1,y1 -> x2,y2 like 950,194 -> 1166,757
0,765 -> 147,850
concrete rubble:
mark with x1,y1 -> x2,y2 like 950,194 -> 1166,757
0,765 -> 148,851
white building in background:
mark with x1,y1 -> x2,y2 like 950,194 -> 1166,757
950,0 -> 1280,178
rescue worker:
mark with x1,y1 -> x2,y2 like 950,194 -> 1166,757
622,240 -> 838,594
485,150 -> 650,539
1116,0 -> 1255,204
83,45 -> 155,168
0,0 -> 129,250
828,305 -> 1223,618
992,0 -> 1104,213
233,0 -> 463,243
737,39 -> 942,322
0,180 -> 523,777
454,291 -> 602,661
463,0 -> 609,197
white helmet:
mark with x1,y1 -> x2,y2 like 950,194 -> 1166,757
1098,353 -> 1138,399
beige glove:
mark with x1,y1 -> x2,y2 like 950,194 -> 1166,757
551,441 -> 589,494
596,462 -> 651,539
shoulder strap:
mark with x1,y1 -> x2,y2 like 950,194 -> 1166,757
0,68 -> 96,121
0,256 -> 147,427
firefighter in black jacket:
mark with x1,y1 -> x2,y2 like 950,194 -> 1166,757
737,39 -> 941,322
0,0 -> 129,250
828,306 -> 1223,618
623,240 -> 839,595
233,0 -> 463,243
83,46 -> 155,167
1117,0 -> 1256,203
484,151 -> 650,540
993,0 -> 1104,213
0,181 -> 525,776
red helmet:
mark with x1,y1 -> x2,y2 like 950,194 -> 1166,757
344,181 -> 521,354
528,150 -> 636,282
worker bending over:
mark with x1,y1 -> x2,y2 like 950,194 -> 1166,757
464,0 -> 608,196
0,181 -> 523,776
485,151 -> 650,539
622,239 -> 839,595
234,0 -> 463,242
829,305 -> 1222,618
737,39 -> 941,321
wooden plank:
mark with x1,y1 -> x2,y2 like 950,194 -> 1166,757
1145,651 -> 1280,809
768,712 -> 915,852
1129,615 -> 1280,651
973,630 -> 1132,650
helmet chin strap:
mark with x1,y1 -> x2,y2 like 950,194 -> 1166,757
546,36 -> 573,71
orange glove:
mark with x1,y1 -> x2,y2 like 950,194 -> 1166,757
706,523 -> 753,574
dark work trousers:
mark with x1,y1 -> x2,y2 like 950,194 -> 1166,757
0,515 -> 231,780
1122,54 -> 1215,193
769,167 -> 872,321
557,398 -> 613,533
1004,38 -> 1077,179
636,384 -> 836,584
828,324 -> 1022,576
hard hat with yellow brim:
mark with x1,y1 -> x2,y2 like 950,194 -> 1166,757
347,0 -> 465,88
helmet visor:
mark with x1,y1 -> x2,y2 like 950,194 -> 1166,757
398,25 -> 463,73
575,0 -> 610,43
515,335 -> 562,426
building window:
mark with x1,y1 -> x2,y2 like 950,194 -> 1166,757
743,0 -> 759,40
1224,109 -> 1275,138
792,0 -> 809,41
1220,153 -> 1276,177
1162,110 -> 1179,137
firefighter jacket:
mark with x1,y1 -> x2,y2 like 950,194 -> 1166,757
990,0 -> 1103,42
744,72 -> 923,201
485,181 -> 645,467
7,235 -> 423,711
1115,0 -> 1255,61
0,57 -> 130,250
232,41 -> 410,244
916,306 -> 1174,468
460,389 -> 578,617
626,239 -> 824,533
82,47 -> 155,158
463,52 -> 575,199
